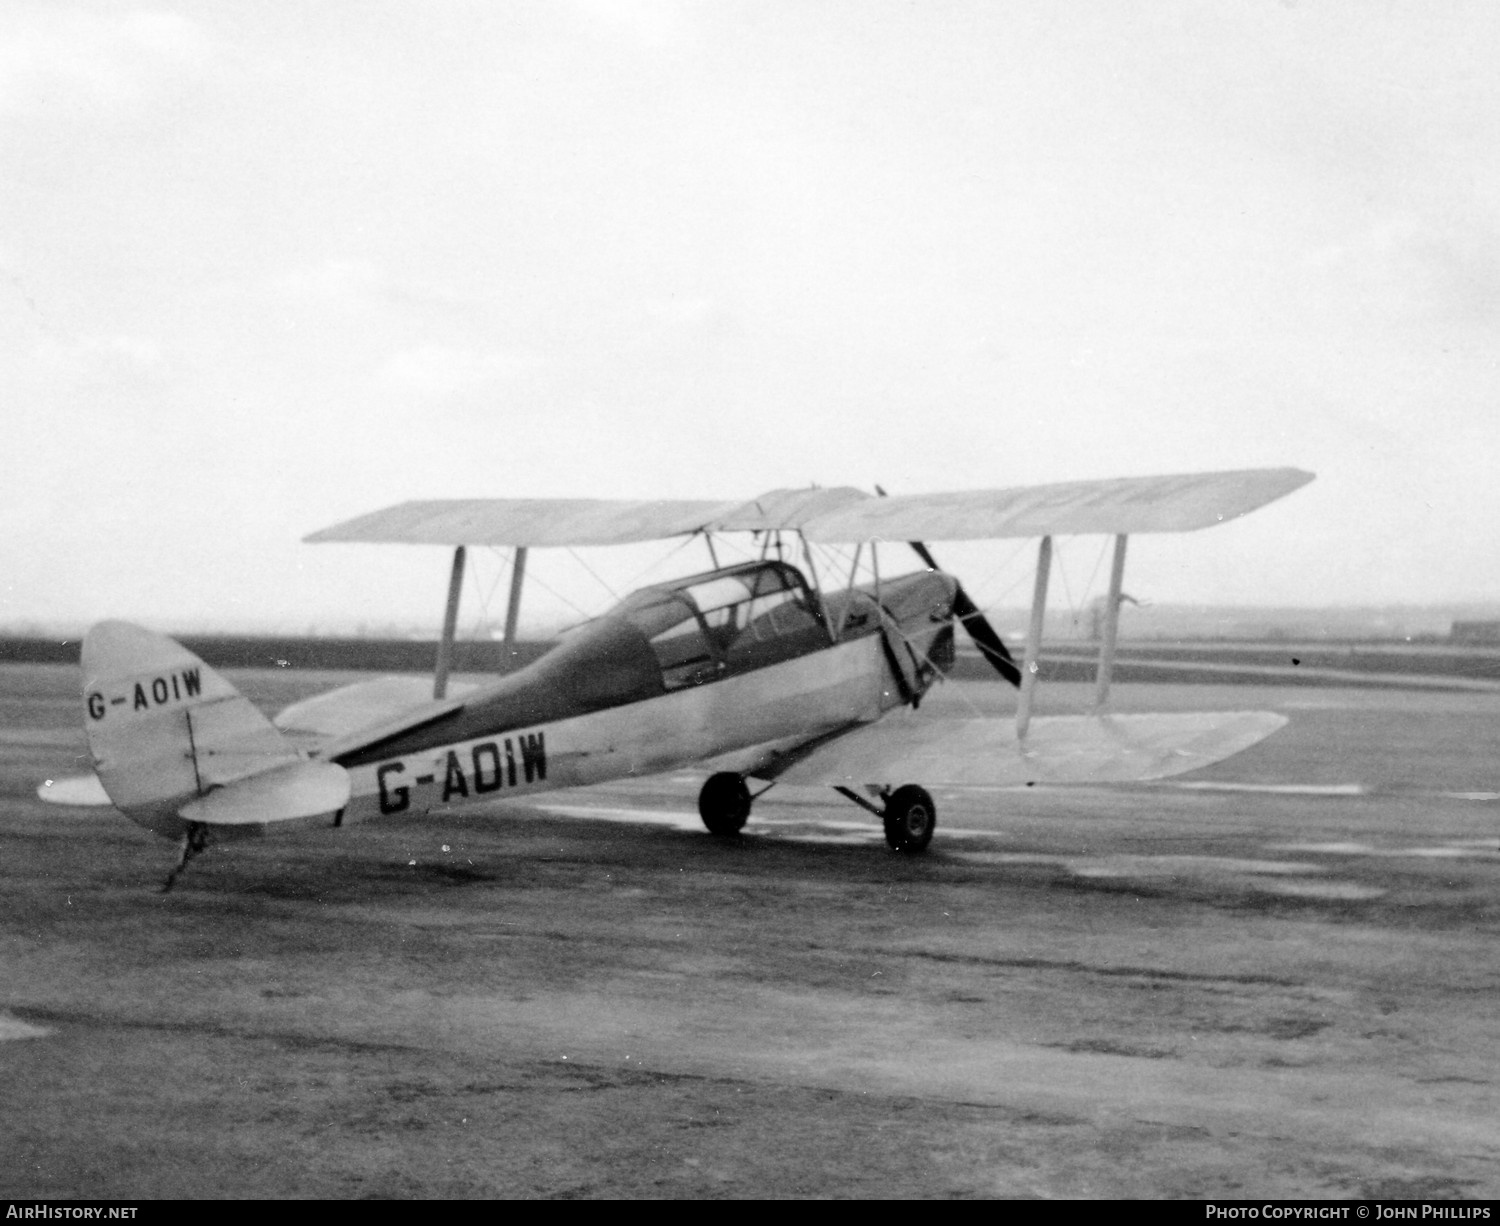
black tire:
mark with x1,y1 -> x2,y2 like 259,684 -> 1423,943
699,772 -> 751,836
882,784 -> 936,853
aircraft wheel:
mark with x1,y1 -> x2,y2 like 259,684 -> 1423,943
883,785 -> 936,853
699,772 -> 751,836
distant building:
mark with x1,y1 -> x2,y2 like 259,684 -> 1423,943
1450,620 -> 1500,644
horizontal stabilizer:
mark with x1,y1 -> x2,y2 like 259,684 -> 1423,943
179,760 -> 351,826
773,710 -> 1288,789
37,773 -> 115,807
275,676 -> 478,744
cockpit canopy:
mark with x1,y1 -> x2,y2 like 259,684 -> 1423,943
612,561 -> 826,689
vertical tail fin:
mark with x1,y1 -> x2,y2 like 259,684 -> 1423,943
82,621 -> 347,837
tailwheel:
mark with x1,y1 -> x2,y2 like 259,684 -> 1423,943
882,785 -> 936,853
698,771 -> 751,836
161,820 -> 210,893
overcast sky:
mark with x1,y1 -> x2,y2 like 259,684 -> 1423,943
4,1 -> 1498,634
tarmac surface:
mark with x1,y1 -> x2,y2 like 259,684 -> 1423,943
3,662 -> 1500,1198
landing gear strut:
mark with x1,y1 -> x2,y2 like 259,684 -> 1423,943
832,783 -> 937,852
698,772 -> 751,836
161,820 -> 209,893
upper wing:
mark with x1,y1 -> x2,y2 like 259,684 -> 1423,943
304,498 -> 741,547
303,488 -> 876,547
304,469 -> 1312,548
769,708 -> 1288,789
798,468 -> 1314,542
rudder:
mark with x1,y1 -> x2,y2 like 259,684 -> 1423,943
82,621 -> 313,837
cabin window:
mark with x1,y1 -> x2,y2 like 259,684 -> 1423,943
680,575 -> 755,652
743,588 -> 815,640
615,561 -> 826,688
744,568 -> 817,639
710,566 -> 823,666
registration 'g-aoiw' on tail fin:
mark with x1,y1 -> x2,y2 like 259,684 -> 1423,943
80,620 -> 349,838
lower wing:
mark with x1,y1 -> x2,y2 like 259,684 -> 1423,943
768,709 -> 1287,789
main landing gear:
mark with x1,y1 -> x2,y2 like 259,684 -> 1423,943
699,772 -> 937,854
698,771 -> 752,836
834,783 -> 937,853
880,785 -> 936,853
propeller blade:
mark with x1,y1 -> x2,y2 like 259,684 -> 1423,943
873,486 -> 1022,688
950,581 -> 1022,688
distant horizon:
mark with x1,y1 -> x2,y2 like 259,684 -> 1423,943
10,597 -> 1500,644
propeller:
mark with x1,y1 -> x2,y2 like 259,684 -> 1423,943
875,487 -> 1022,689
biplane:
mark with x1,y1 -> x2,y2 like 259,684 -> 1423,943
40,468 -> 1313,889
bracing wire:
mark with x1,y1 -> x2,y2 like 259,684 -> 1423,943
713,532 -> 760,563
966,553 -> 1032,624
963,539 -> 1037,606
515,534 -> 724,640
1054,537 -> 1112,640
1055,538 -> 1077,632
1080,537 -> 1110,633
813,541 -> 857,585
521,566 -> 599,627
566,547 -> 621,604
1084,536 -> 1108,600
616,532 -> 717,592
469,547 -> 513,640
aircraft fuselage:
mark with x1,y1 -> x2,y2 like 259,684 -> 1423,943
339,634 -> 888,823
329,561 -> 957,824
